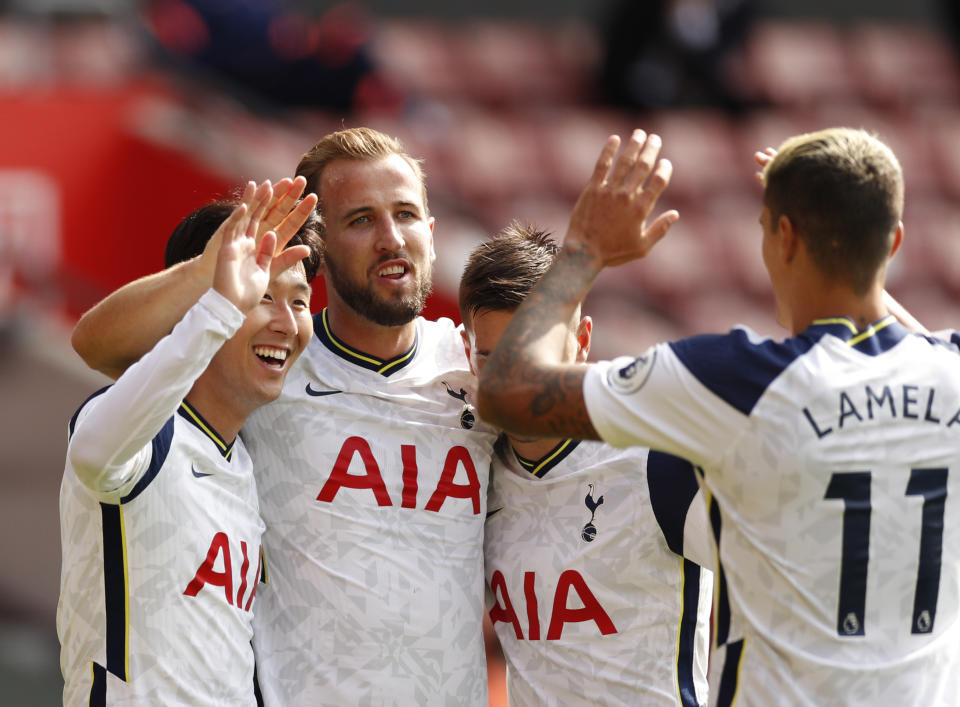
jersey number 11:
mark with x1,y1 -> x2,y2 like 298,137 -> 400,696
825,468 -> 947,637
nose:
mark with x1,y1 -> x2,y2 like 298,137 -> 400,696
269,301 -> 298,336
376,215 -> 405,252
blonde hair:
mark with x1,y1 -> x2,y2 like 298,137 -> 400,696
296,127 -> 429,224
763,127 -> 903,294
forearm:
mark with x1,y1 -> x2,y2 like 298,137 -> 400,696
478,245 -> 601,440
69,289 -> 243,493
72,257 -> 213,378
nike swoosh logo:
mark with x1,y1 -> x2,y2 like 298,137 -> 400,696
191,464 -> 213,479
305,383 -> 342,397
486,508 -> 503,519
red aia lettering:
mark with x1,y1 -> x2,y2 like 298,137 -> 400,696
183,532 -> 260,611
489,570 -> 523,639
488,569 -> 617,639
425,446 -> 481,514
548,570 -> 616,639
317,438 -> 481,514
317,436 -> 392,506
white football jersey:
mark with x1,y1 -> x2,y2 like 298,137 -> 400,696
244,311 -> 498,706
584,315 -> 960,706
485,437 -> 713,706
58,291 -> 265,706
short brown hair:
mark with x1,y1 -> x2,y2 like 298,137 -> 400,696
763,127 -> 904,295
296,127 -> 429,224
458,221 -> 559,327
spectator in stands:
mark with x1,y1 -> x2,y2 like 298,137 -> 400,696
141,0 -> 402,113
599,0 -> 758,111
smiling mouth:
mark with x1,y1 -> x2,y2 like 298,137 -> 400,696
253,345 -> 289,368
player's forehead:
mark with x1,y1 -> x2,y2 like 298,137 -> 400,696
319,154 -> 426,216
469,308 -> 515,348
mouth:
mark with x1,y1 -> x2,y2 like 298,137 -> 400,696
376,261 -> 409,280
252,345 -> 290,369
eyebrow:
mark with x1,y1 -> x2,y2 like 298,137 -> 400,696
341,201 -> 421,222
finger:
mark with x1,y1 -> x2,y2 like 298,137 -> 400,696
754,149 -> 775,186
626,132 -> 662,191
270,244 -> 311,278
642,209 -> 679,248
247,181 -> 274,239
257,231 -> 277,272
239,180 -> 256,204
219,202 -> 248,247
275,193 -> 319,252
610,129 -> 647,186
262,176 -> 307,231
589,135 -> 622,188
635,157 -> 673,216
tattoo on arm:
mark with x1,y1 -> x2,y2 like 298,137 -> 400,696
486,248 -> 601,439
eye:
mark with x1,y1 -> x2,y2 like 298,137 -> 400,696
349,214 -> 370,227
261,293 -> 274,303
397,210 -> 415,220
292,298 -> 309,308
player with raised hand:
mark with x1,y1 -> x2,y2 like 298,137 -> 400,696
58,184 -> 319,705
70,127 -> 499,706
479,127 -> 960,705
72,177 -> 318,379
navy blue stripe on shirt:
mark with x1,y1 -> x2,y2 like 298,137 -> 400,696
647,451 -> 701,557
709,495 -> 732,648
67,385 -> 111,439
100,503 -> 127,681
669,328 -> 815,416
313,308 -> 418,376
716,639 -> 745,707
120,416 -> 175,504
89,662 -> 107,706
677,560 -> 704,707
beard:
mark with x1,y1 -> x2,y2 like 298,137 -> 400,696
324,250 -> 433,327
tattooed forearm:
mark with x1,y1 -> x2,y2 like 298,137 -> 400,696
478,247 -> 603,441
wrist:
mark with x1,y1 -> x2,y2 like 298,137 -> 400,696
558,240 -> 605,279
184,254 -> 215,289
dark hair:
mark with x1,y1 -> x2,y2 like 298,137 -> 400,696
458,221 -> 559,326
164,199 -> 323,282
763,127 -> 904,295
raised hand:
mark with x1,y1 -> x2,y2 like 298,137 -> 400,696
197,179 -> 318,285
257,176 -> 319,249
563,130 -> 679,269
261,177 -> 319,279
754,147 -> 776,186
211,182 -> 277,313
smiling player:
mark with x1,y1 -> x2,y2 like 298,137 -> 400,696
57,184 -> 320,705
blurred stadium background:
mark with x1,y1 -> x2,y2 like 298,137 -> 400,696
1,0 -> 956,703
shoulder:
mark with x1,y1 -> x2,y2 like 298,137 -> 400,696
666,326 -> 818,415
68,385 -> 112,440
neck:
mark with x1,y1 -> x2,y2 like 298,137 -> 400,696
184,382 -> 249,447
508,434 -> 565,461
788,276 -> 888,335
323,302 -> 418,360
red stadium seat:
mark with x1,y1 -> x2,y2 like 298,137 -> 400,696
644,109 -> 749,200
745,21 -> 857,106
848,23 -> 960,107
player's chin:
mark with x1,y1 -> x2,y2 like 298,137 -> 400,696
249,365 -> 291,402
251,377 -> 287,406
